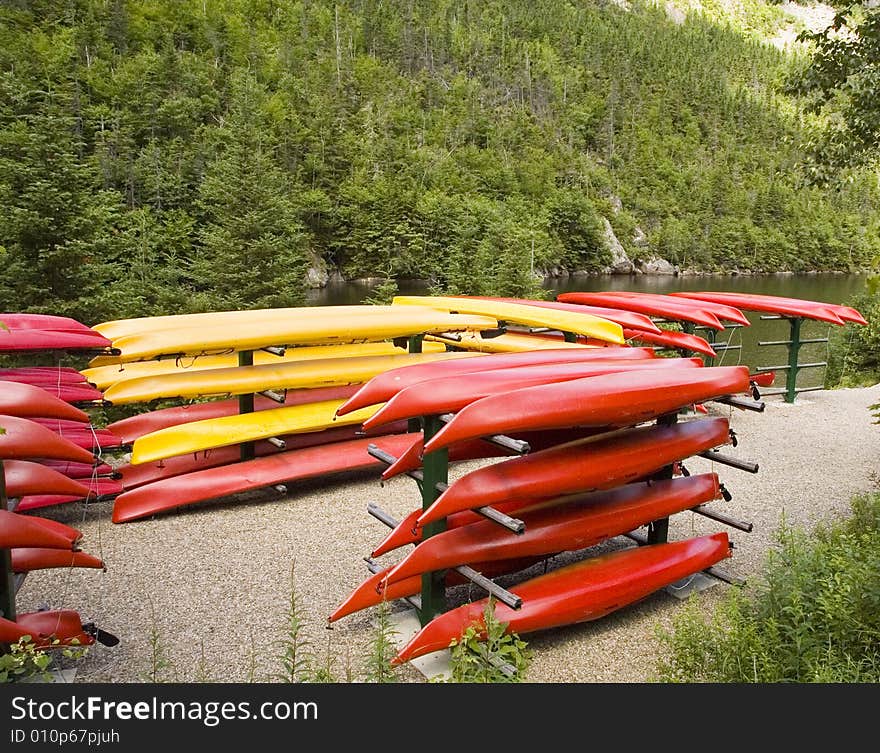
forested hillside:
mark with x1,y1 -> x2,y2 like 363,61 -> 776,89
1,0 -> 877,320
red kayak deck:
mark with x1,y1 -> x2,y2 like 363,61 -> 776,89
422,365 -> 751,455
3,460 -> 92,498
0,366 -> 88,384
0,415 -> 96,463
336,347 -> 656,416
112,433 -> 417,523
587,291 -> 750,326
39,459 -> 115,479
106,384 -> 361,444
556,292 -> 725,330
0,313 -> 93,331
465,297 -> 663,334
363,357 -> 703,431
392,532 -> 732,664
670,291 -> 856,325
415,416 -> 732,528
11,548 -> 104,573
0,381 -> 90,422
383,473 -> 722,588
0,610 -> 95,648
0,509 -> 80,549
0,329 -> 114,353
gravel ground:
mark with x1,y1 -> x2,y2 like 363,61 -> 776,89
15,382 -> 880,683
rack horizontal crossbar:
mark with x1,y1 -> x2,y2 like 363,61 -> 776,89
758,338 -> 828,346
261,346 -> 286,356
259,389 -> 287,403
755,362 -> 826,372
367,445 -> 526,534
712,396 -> 765,412
711,344 -> 742,351
759,385 -> 824,396
698,450 -> 759,474
437,414 -> 531,455
367,503 -> 523,610
691,504 -> 753,532
266,437 -> 287,449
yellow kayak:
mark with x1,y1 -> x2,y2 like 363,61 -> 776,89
102,351 -> 479,405
109,309 -> 497,363
392,296 -> 625,345
426,331 -> 593,353
95,304 -> 469,340
130,398 -> 380,465
84,341 -> 447,389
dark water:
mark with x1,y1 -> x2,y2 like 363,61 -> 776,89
306,273 -> 871,389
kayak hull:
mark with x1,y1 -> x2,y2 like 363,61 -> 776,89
0,610 -> 95,648
417,416 -> 732,527
557,292 -> 725,330
113,433 -> 416,523
0,509 -> 79,549
670,291 -> 851,325
11,548 -> 104,573
336,347 -> 655,416
363,357 -> 703,431
2,460 -> 92,498
392,532 -> 732,664
0,415 -> 97,463
422,366 -> 751,454
0,381 -> 90,422
384,473 -> 722,587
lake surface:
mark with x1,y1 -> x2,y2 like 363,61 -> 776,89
306,272 -> 872,391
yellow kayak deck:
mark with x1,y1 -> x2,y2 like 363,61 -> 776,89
102,351 -> 479,405
130,398 -> 381,465
95,304 -> 449,341
392,296 -> 625,345
84,341 -> 446,390
109,308 -> 497,363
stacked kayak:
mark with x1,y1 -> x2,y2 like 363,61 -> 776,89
329,338 -> 756,664
0,313 -> 115,356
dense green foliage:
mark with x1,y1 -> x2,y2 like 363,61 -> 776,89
1,1 -> 877,322
654,490 -> 880,682
790,3 -> 880,179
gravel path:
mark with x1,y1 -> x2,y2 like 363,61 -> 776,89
15,383 -> 880,683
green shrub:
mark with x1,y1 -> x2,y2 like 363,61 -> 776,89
825,286 -> 880,388
654,491 -> 880,682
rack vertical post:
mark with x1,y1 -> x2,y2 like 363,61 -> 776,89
0,463 -> 15,625
419,416 -> 448,626
238,350 -> 255,461
647,412 -> 677,545
784,317 -> 802,404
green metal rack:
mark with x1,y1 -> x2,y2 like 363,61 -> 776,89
754,316 -> 828,403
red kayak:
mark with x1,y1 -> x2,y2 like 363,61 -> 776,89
0,381 -> 90,422
106,384 -> 362,444
0,366 -> 88,384
0,509 -> 80,549
622,327 -> 717,358
669,291 -> 848,325
392,532 -> 731,664
422,365 -> 751,455
16,478 -> 125,511
363,357 -> 703,431
335,347 -> 657,417
11,548 -> 104,573
0,329 -> 114,353
37,383 -> 105,403
0,313 -> 93,331
329,556 -> 547,623
0,415 -> 97,463
27,425 -> 123,452
3,460 -> 92,499
383,473 -> 722,588
590,291 -> 750,326
112,433 -> 417,523
556,292 -> 725,330
416,416 -> 731,528
40,459 -> 115,479
464,297 -> 663,334
0,610 -> 95,648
